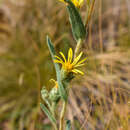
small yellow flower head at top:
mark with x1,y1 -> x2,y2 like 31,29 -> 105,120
59,0 -> 84,8
54,48 -> 87,75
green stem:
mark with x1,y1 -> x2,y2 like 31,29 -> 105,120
51,102 -> 56,117
59,101 -> 67,130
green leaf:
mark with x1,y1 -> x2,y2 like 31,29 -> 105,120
66,120 -> 71,130
65,0 -> 86,42
47,36 -> 67,101
46,36 -> 60,76
40,103 -> 56,124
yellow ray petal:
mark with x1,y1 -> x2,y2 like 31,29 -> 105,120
75,63 -> 85,67
73,69 -> 84,75
54,60 -> 63,64
72,69 -> 78,74
76,57 -> 87,65
79,0 -> 84,5
59,0 -> 84,8
68,48 -> 73,63
72,52 -> 83,65
72,0 -> 79,7
54,55 -> 63,62
59,52 -> 66,63
72,0 -> 84,8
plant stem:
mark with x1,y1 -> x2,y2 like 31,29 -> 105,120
53,122 -> 58,130
51,102 -> 56,117
59,101 -> 67,130
74,39 -> 83,57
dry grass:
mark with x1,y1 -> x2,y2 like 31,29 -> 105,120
0,0 -> 130,130
68,46 -> 130,130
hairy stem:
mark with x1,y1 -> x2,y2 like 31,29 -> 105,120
59,101 -> 67,130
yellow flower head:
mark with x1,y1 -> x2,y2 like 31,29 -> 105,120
54,48 -> 87,75
59,0 -> 84,8
50,79 -> 58,89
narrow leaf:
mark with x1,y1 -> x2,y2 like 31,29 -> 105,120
47,36 -> 67,101
40,103 -> 56,124
46,36 -> 60,76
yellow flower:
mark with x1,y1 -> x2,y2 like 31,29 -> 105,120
59,0 -> 84,8
54,48 -> 87,75
50,79 -> 58,89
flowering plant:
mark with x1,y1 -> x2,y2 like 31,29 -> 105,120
40,0 -> 95,130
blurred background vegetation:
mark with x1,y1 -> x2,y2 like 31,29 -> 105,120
0,0 -> 130,130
